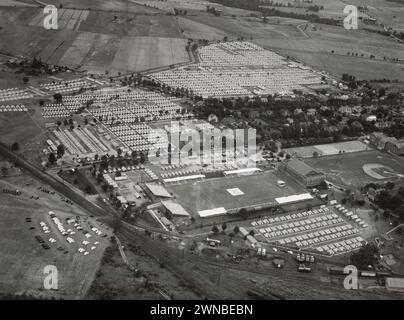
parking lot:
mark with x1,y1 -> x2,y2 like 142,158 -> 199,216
251,203 -> 368,257
35,210 -> 110,258
0,174 -> 111,298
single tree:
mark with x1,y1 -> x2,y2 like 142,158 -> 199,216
211,225 -> 219,234
11,142 -> 19,152
48,153 -> 57,164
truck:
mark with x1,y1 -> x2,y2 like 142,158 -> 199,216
297,264 -> 312,272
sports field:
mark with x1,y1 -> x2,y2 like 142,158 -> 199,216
306,150 -> 404,187
165,170 -> 307,216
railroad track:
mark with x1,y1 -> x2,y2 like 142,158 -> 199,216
118,227 -> 284,300
0,141 -> 112,218
0,143 -> 284,299
158,289 -> 172,300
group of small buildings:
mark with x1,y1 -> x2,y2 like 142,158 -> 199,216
370,132 -> 404,156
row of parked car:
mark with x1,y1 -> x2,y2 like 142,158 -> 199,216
35,235 -> 50,250
102,164 -> 145,175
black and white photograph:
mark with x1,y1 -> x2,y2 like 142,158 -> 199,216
0,0 -> 404,306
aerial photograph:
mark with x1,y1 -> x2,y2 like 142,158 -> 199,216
0,0 -> 404,306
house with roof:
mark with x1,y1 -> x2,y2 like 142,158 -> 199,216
307,108 -> 317,116
375,121 -> 390,130
386,140 -> 404,155
338,106 -> 353,115
161,200 -> 191,219
369,132 -> 404,155
281,159 -> 325,187
369,132 -> 385,147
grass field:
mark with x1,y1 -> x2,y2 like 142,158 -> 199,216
177,16 -> 229,40
0,175 -> 110,298
274,50 -> 404,81
79,11 -> 182,37
110,36 -> 188,74
0,0 -> 36,6
133,0 -> 255,15
166,170 -> 307,216
261,23 -> 404,60
350,0 -> 404,32
44,0 -> 162,14
184,14 -> 307,40
254,22 -> 404,81
0,111 -> 43,146
306,150 -> 404,187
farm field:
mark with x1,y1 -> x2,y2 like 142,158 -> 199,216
272,50 -> 404,81
179,11 -> 404,81
43,0 -> 162,14
306,150 -> 404,188
350,0 -> 404,32
253,23 -> 404,80
166,171 -> 307,217
2,2 -> 402,79
132,0 -> 210,12
184,14 -> 307,40
0,29 -> 189,75
0,0 -> 35,6
0,110 -> 43,146
110,36 -> 189,74
0,175 -> 111,299
177,16 -> 229,40
258,0 -> 369,20
79,12 -> 182,37
132,0 -> 255,15
263,24 -> 404,59
0,5 -> 189,75
28,8 -> 90,31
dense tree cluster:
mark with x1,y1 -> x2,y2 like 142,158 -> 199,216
350,243 -> 379,269
207,0 -> 337,25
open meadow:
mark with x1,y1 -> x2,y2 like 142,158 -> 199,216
43,0 -> 162,14
0,174 -> 111,299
